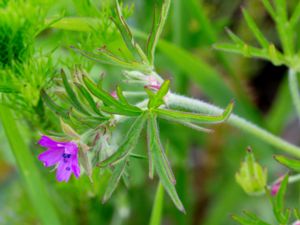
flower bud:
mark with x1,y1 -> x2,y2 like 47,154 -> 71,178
235,147 -> 267,196
60,119 -> 80,139
292,220 -> 300,225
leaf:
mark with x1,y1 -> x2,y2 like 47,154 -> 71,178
0,85 -> 19,93
112,0 -> 148,63
61,69 -> 90,115
74,82 -> 103,116
71,46 -> 149,72
82,75 -> 142,116
116,86 -> 129,105
274,155 -> 300,172
242,9 -> 269,48
155,100 -> 234,124
41,90 -> 68,119
290,1 -> 300,26
147,113 -> 185,212
269,174 -> 290,223
261,0 -> 276,20
98,113 -> 147,167
102,160 -> 128,203
225,28 -> 245,46
232,211 -> 271,225
147,0 -> 171,65
147,80 -> 170,109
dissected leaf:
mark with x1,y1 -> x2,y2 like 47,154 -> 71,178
147,0 -> 170,65
74,82 -> 103,116
242,9 -> 269,48
112,0 -> 148,64
147,112 -> 185,213
82,75 -> 142,116
61,69 -> 90,115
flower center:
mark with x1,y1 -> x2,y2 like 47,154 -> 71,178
62,153 -> 71,158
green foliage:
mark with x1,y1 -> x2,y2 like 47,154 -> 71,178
98,113 -> 147,167
274,155 -> 300,172
4,0 -> 300,224
215,0 -> 300,71
147,112 -> 184,212
0,1 -> 36,67
233,174 -> 293,225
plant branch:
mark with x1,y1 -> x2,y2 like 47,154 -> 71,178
167,93 -> 300,158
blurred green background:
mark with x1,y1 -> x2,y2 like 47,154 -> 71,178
0,0 -> 299,224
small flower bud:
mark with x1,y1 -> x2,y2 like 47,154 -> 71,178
292,220 -> 300,225
60,119 -> 80,139
270,175 -> 284,196
235,147 -> 267,196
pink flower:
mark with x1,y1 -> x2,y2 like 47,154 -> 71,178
145,76 -> 161,91
111,91 -> 117,99
271,176 -> 284,196
38,135 -> 80,182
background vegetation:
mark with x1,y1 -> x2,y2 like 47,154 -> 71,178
1,0 -> 300,224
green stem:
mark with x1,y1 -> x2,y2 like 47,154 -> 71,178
168,93 -> 300,158
288,69 -> 300,119
149,182 -> 164,225
0,104 -> 61,225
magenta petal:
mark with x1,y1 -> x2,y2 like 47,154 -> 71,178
56,161 -> 73,182
71,160 -> 80,178
38,135 -> 65,148
38,148 -> 64,167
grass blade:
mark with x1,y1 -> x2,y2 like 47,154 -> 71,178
0,104 -> 61,225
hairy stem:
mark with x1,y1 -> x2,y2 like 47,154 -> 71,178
288,69 -> 300,119
167,93 -> 300,158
